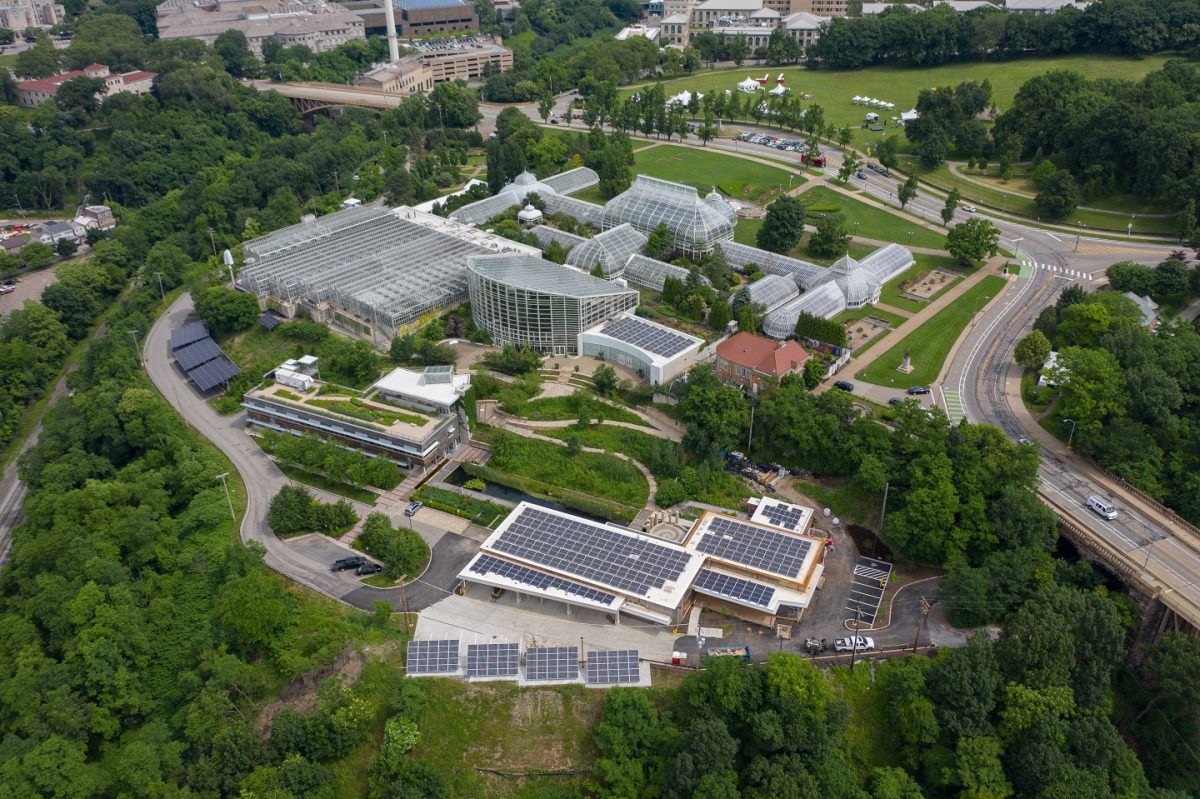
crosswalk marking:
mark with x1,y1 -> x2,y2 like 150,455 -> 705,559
1033,263 -> 1086,278
942,388 -> 967,424
853,565 -> 889,581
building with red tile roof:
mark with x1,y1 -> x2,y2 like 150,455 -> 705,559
715,331 -> 810,393
17,64 -> 158,108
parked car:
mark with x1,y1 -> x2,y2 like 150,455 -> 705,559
833,380 -> 855,392
355,562 -> 383,576
331,555 -> 367,572
0,285 -> 14,295
906,385 -> 930,395
962,204 -> 977,213
404,500 -> 423,517
2,278 -> 16,286
834,636 -> 875,652
887,397 -> 904,406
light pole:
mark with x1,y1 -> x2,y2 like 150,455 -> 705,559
207,226 -> 217,255
907,230 -> 913,245
216,472 -> 236,523
153,271 -> 165,300
853,220 -> 860,239
128,329 -> 141,362
1063,418 -> 1076,450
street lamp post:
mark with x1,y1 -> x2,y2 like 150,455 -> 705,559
207,227 -> 217,255
153,271 -> 165,300
1063,418 -> 1076,450
216,472 -> 236,523
128,329 -> 141,362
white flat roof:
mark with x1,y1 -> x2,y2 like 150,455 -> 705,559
372,366 -> 469,406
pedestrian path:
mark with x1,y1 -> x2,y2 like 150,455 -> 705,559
941,387 -> 967,424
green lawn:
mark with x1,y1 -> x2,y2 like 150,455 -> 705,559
735,217 -> 763,245
413,485 -> 510,528
796,186 -> 946,250
620,54 -> 1171,148
858,275 -> 1007,388
878,254 -> 963,314
501,391 -> 649,426
276,463 -> 378,504
486,431 -> 650,509
895,157 -> 1176,236
626,144 -> 797,204
834,305 -> 909,357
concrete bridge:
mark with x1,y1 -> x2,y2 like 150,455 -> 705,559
248,80 -> 409,113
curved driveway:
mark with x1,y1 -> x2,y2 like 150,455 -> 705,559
145,293 -> 476,612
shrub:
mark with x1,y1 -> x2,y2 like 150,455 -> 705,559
355,513 -> 429,580
266,485 -> 358,536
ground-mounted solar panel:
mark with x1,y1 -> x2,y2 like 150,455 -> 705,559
526,646 -> 579,681
468,554 -> 617,606
599,316 -> 697,359
258,313 -> 281,330
695,516 -> 813,579
489,507 -> 693,598
406,640 -> 461,675
694,569 -> 776,609
466,642 -> 520,678
170,320 -> 209,351
585,650 -> 640,685
173,337 -> 221,371
188,356 -> 241,392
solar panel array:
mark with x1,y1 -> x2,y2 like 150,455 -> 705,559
170,322 -> 241,391
173,337 -> 222,371
258,313 -> 281,330
758,501 -> 808,532
585,650 -> 641,685
695,516 -> 814,579
491,507 -> 693,597
525,646 -> 579,682
406,640 -> 460,675
600,316 -> 698,358
694,569 -> 776,609
169,320 -> 209,351
468,554 -> 617,606
466,643 -> 520,678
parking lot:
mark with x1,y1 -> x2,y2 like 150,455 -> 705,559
845,556 -> 893,626
0,266 -> 60,319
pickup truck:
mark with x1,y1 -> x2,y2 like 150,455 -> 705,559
833,636 -> 875,652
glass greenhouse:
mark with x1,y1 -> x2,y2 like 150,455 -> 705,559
566,223 -> 647,277
602,176 -> 735,256
530,225 -> 587,254
763,284 -> 848,338
734,273 -> 800,314
858,243 -> 914,285
831,255 -> 882,309
467,254 -> 639,355
623,255 -> 712,292
718,241 -> 831,290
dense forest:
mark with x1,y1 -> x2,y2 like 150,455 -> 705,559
808,0 -> 1200,69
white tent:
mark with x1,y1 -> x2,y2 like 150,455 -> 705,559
852,95 -> 863,103
900,108 -> 919,122
737,77 -> 761,93
769,84 -> 788,96
666,90 -> 703,108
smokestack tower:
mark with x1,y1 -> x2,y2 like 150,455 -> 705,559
383,0 -> 400,63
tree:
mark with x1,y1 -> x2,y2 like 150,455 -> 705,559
13,35 -> 60,78
755,195 -> 806,254
1105,261 -> 1154,295
1035,169 -> 1079,218
808,213 -> 851,258
678,364 -> 748,455
1176,199 -> 1196,244
214,29 -> 258,78
898,175 -> 919,210
837,150 -> 863,184
356,512 -> 429,580
707,297 -> 731,332
41,280 -> 98,339
940,188 -> 961,226
1050,345 -> 1126,433
215,570 -> 295,654
646,222 -> 672,260
193,286 -> 260,337
877,136 -> 899,170
54,238 -> 78,258
18,241 -> 54,270
1014,329 -> 1051,370
593,363 -> 618,395
428,81 -> 480,128
946,217 -> 1000,266
927,633 -> 1002,739
697,114 -> 717,146
385,169 -> 415,206
54,76 -> 108,120
267,485 -> 316,535
538,92 -> 554,123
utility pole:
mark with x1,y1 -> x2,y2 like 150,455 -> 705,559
850,607 -> 862,668
207,226 -> 217,255
153,271 -> 165,300
746,401 -> 755,451
216,472 -> 235,523
128,329 -> 141,362
912,596 -> 931,652
879,480 -> 889,531
1063,418 -> 1076,450
399,579 -> 411,637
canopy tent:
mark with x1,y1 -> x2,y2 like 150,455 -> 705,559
738,77 -> 761,93
666,90 -> 703,108
900,108 -> 919,122
768,84 -> 788,96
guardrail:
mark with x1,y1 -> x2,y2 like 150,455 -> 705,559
1088,461 -> 1200,544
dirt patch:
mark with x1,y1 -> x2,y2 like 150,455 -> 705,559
846,523 -> 891,560
255,647 -> 367,738
844,315 -> 891,351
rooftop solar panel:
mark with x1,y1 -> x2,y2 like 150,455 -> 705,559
466,643 -> 520,678
490,507 -> 693,598
526,646 -> 579,681
695,516 -> 813,579
759,502 -> 807,532
188,356 -> 241,392
170,320 -> 209,351
258,313 -> 281,330
406,640 -> 460,675
599,316 -> 697,358
694,569 -> 776,609
585,650 -> 640,685
468,554 -> 617,606
173,337 -> 221,371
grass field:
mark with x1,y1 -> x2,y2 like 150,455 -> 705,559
276,463 -> 378,504
877,253 -> 963,313
797,186 -> 946,249
858,274 -> 1007,388
894,157 -> 1176,235
620,143 -> 797,204
619,54 -> 1171,149
834,305 -> 909,357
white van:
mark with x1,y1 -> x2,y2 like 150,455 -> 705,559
1087,496 -> 1117,521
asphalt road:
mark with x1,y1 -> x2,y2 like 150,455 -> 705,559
144,293 -> 473,612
